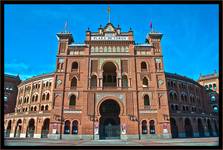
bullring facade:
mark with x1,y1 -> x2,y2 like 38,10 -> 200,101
4,22 -> 219,140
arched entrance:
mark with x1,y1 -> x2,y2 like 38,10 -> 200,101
170,118 -> 178,138
207,119 -> 213,136
184,118 -> 193,138
41,118 -> 50,138
26,119 -> 35,138
6,120 -> 12,137
14,119 -> 22,138
103,62 -> 117,87
197,119 -> 204,137
99,99 -> 120,139
214,120 -> 218,136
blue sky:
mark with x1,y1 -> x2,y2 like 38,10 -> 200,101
4,4 -> 219,81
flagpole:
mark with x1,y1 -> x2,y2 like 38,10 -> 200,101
108,5 -> 111,23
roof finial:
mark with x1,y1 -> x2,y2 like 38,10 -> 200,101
107,5 -> 111,23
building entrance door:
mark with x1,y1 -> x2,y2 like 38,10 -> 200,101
99,100 -> 120,140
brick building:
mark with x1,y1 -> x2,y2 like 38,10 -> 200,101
166,73 -> 219,138
4,22 -> 219,140
4,74 -> 21,114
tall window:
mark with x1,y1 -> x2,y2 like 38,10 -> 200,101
144,95 -> 150,107
211,95 -> 216,102
71,62 -> 78,70
46,93 -> 50,100
64,120 -> 70,134
71,77 -> 77,88
91,75 -> 97,88
174,93 -> 177,101
141,62 -> 147,71
209,84 -> 212,90
35,95 -> 38,102
41,105 -> 44,111
142,120 -> 148,134
45,105 -> 49,111
69,95 -> 76,106
149,120 -> 155,134
122,75 -> 128,88
42,94 -> 45,101
72,121 -> 78,134
142,77 -> 148,87
213,84 -> 217,90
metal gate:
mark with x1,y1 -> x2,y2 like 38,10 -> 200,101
41,129 -> 49,138
104,124 -> 120,139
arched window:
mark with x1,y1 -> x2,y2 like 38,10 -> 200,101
141,120 -> 148,134
46,93 -> 50,100
69,95 -> 76,106
213,105 -> 218,113
42,94 -> 45,101
122,75 -> 128,88
142,77 -> 148,87
144,95 -> 150,107
72,120 -> 78,134
174,93 -> 177,101
209,84 -> 212,90
31,107 -> 33,111
175,105 -> 178,111
141,62 -> 147,71
23,97 -> 26,103
181,94 -> 184,101
170,93 -> 174,101
41,105 -> 44,111
45,105 -> 48,111
32,96 -> 35,102
64,120 -> 70,134
34,106 -> 37,111
71,62 -> 78,70
149,120 -> 155,134
91,75 -> 97,88
205,85 -> 209,90
211,95 -> 216,102
27,97 -> 29,103
71,77 -> 77,88
35,95 -> 38,102
213,84 -> 217,90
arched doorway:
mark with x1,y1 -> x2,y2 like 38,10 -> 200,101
207,119 -> 213,136
170,118 -> 178,138
26,119 -> 35,138
6,120 -> 12,137
14,119 -> 22,138
103,62 -> 117,87
184,118 -> 193,138
99,99 -> 120,139
198,119 -> 204,137
41,118 -> 50,138
72,120 -> 78,134
214,120 -> 218,136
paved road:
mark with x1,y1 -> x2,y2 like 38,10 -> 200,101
4,137 -> 219,146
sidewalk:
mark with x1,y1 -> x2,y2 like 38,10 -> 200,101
4,137 -> 219,146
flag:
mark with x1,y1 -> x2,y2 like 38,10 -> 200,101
150,21 -> 152,29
